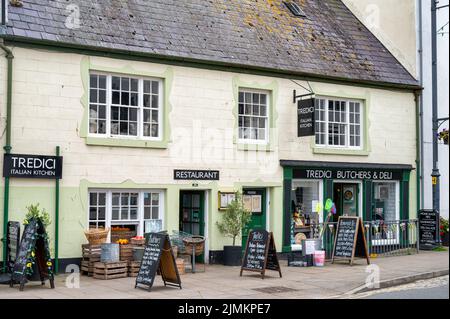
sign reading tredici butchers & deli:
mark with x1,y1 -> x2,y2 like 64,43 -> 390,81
293,168 -> 403,181
3,154 -> 63,179
174,170 -> 219,181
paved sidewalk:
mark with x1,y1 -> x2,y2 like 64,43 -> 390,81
0,250 -> 448,299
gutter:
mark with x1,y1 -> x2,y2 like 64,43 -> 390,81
0,38 -> 13,271
0,35 -> 423,92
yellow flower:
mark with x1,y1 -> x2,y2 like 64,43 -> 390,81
47,261 -> 52,266
31,251 -> 35,257
27,263 -> 32,268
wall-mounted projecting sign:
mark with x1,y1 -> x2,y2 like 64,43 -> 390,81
3,154 -> 63,179
174,170 -> 219,181
297,98 -> 315,137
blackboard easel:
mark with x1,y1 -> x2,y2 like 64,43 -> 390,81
11,218 -> 55,291
6,221 -> 20,273
135,232 -> 182,291
331,216 -> 370,266
240,230 -> 282,279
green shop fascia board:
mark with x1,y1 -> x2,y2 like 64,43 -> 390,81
1,35 -> 423,92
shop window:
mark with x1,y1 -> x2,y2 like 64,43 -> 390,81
238,89 -> 269,143
290,180 -> 322,249
372,182 -> 399,222
371,181 -> 400,243
315,97 -> 363,149
88,190 -> 164,236
89,73 -> 163,140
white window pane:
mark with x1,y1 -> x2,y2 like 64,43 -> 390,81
151,207 -> 159,219
151,193 -> 159,205
144,207 -> 151,220
130,208 -> 138,220
90,192 -> 97,205
98,207 -> 106,220
89,207 -> 97,220
260,105 -> 267,116
112,208 -> 119,220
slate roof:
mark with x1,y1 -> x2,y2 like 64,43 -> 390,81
1,0 -> 419,88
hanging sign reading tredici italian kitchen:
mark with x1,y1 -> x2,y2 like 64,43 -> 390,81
297,98 -> 316,137
174,170 -> 219,181
3,154 -> 63,179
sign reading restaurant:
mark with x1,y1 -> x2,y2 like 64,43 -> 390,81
294,168 -> 403,181
3,154 -> 63,179
174,170 -> 220,181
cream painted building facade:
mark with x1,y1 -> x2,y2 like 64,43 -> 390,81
0,46 -> 418,263
0,0 -> 421,268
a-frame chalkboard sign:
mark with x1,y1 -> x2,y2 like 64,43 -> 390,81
331,216 -> 370,266
135,232 -> 182,291
7,221 -> 21,273
240,229 -> 282,279
11,218 -> 55,291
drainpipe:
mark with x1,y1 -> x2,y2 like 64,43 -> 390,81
0,39 -> 13,272
417,0 -> 425,209
414,90 -> 422,214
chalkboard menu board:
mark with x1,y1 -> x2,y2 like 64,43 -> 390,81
419,210 -> 439,250
332,217 -> 370,266
240,230 -> 282,279
7,221 -> 20,272
135,232 -> 181,291
12,219 -> 38,282
11,218 -> 55,291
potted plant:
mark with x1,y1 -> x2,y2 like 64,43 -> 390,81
440,217 -> 449,247
216,191 -> 252,266
438,128 -> 448,145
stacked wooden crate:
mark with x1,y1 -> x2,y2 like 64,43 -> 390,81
93,261 -> 127,280
127,260 -> 141,277
81,244 -> 101,276
119,244 -> 133,262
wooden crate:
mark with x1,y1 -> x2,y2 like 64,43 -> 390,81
120,245 -> 134,261
111,231 -> 137,243
93,262 -> 127,280
81,260 -> 97,276
82,244 -> 102,259
127,260 -> 141,277
82,244 -> 102,256
81,244 -> 101,276
130,238 -> 145,246
176,258 -> 185,275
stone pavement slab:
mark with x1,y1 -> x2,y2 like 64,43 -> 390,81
0,250 -> 447,299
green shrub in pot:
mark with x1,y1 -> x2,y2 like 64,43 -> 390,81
216,192 -> 252,266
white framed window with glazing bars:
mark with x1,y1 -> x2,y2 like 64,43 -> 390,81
315,97 -> 363,149
88,73 -> 163,140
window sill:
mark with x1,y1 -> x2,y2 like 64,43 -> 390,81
236,142 -> 275,152
86,136 -> 168,149
312,147 -> 370,156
